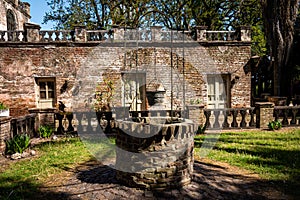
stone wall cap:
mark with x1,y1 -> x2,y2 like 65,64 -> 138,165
186,105 -> 205,109
29,108 -> 56,113
0,116 -> 12,123
255,102 -> 274,107
24,22 -> 41,29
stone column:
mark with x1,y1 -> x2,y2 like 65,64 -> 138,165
0,117 -> 12,154
255,102 -> 274,128
24,23 -> 41,42
194,26 -> 207,41
74,25 -> 87,42
150,26 -> 162,42
29,108 -> 56,131
186,105 -> 205,126
239,26 -> 251,42
113,26 -> 124,41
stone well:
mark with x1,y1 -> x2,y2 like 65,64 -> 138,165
115,117 -> 196,190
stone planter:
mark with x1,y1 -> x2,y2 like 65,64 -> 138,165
0,109 -> 9,117
115,117 -> 196,190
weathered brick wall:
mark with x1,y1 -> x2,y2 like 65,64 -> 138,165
0,0 -> 30,30
0,46 -> 93,113
0,41 -> 251,113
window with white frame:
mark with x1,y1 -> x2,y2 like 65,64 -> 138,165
36,78 -> 56,108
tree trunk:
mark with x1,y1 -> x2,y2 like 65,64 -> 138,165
261,0 -> 299,96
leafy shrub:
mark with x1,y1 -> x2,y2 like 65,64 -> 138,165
268,120 -> 282,131
0,102 -> 8,110
196,124 -> 206,134
5,134 -> 30,154
38,125 -> 53,138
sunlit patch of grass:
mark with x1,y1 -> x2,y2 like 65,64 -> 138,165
194,129 -> 300,197
0,137 -> 93,199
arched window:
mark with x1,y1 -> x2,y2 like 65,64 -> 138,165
7,9 -> 16,31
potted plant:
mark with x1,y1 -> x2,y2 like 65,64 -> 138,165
0,102 -> 9,117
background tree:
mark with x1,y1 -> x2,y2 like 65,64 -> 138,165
261,0 -> 300,96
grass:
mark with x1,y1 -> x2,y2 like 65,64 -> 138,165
0,137 -> 93,200
1,129 -> 299,199
194,128 -> 300,197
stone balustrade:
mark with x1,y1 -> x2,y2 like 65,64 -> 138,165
39,30 -> 74,42
274,105 -> 300,126
0,113 -> 36,154
0,30 -> 25,42
0,25 -> 251,43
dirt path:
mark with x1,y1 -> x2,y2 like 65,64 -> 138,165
29,158 -> 290,200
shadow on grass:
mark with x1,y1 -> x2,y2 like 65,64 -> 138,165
0,178 -> 75,200
194,135 -> 300,198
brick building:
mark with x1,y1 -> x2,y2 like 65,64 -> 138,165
0,0 -> 252,116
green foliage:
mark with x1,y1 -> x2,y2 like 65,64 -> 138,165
268,120 -> 282,131
196,124 -> 206,134
44,0 -> 264,31
5,134 -> 30,154
0,102 -> 8,110
38,125 -> 53,138
251,25 -> 267,56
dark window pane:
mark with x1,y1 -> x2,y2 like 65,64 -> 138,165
40,91 -> 46,99
48,91 -> 54,98
48,82 -> 54,90
39,82 -> 46,90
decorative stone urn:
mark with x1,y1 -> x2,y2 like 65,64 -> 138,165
0,109 -> 9,117
115,116 -> 196,190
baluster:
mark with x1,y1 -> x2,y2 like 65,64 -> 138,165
31,115 -> 36,136
61,31 -> 67,41
231,110 -> 238,128
204,110 -> 211,129
249,108 -> 256,127
94,113 -> 102,133
56,113 -> 65,134
273,109 -> 280,121
76,112 -> 84,133
213,110 -> 221,128
86,112 -> 94,133
105,112 -> 113,133
240,109 -> 247,127
55,31 -> 60,41
282,109 -> 289,125
290,108 -> 297,125
40,31 -> 46,42
66,113 -> 74,133
0,31 -> 4,41
48,31 -> 54,41
222,109 -> 230,128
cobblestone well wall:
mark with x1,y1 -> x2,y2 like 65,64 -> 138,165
115,118 -> 195,190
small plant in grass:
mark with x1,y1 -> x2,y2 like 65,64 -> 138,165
38,125 -> 53,138
196,124 -> 206,134
5,134 -> 30,154
268,120 -> 282,131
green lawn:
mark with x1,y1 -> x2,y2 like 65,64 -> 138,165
194,128 -> 300,197
0,129 -> 299,199
0,138 -> 93,200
